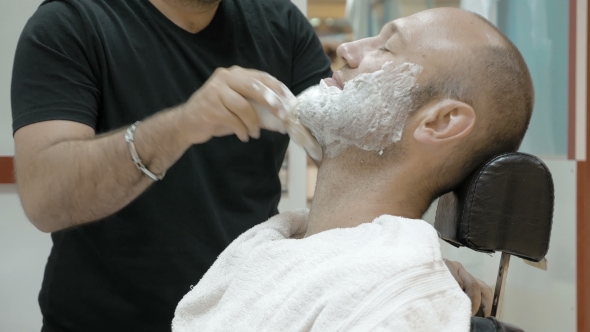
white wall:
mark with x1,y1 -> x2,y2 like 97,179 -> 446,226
0,1 -> 42,155
0,1 -> 53,331
290,0 -> 307,15
0,185 -> 51,332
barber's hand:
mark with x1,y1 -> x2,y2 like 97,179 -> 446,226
444,259 -> 493,317
177,66 -> 290,144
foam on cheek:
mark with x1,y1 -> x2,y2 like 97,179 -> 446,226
295,62 -> 423,158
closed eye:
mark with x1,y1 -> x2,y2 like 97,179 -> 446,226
379,46 -> 394,54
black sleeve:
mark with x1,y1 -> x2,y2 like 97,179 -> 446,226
287,4 -> 333,96
11,0 -> 100,134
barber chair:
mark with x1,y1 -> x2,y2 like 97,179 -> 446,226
434,152 -> 554,332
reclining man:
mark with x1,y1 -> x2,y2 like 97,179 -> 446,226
172,7 -> 533,332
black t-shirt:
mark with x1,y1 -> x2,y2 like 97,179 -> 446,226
11,0 -> 331,331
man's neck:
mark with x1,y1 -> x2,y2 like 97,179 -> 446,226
304,153 -> 434,238
149,0 -> 220,34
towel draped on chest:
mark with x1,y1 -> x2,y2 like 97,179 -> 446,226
172,209 -> 471,332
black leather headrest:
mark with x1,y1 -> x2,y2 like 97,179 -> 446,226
434,152 -> 554,262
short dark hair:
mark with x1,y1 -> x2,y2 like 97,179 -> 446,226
409,12 -> 534,195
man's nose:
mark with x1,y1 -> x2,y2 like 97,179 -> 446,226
336,41 -> 362,69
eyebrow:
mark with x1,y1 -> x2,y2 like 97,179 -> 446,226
389,22 -> 398,34
386,22 -> 405,44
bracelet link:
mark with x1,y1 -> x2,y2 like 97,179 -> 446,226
125,121 -> 166,181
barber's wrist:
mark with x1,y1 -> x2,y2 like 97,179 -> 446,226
130,110 -> 192,175
174,103 -> 212,145
129,122 -> 164,176
174,104 -> 197,145
125,122 -> 166,181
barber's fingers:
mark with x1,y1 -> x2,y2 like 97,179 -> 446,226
213,108 -> 251,143
177,90 -> 247,144
217,116 -> 250,143
178,65 -> 297,144
239,67 -> 290,100
225,67 -> 294,119
220,88 -> 261,139
479,279 -> 494,317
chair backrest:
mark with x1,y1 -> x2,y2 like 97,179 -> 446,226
434,152 -> 554,262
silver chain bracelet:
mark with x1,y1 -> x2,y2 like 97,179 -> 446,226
124,121 -> 166,181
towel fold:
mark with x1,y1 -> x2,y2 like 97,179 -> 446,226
172,209 -> 471,332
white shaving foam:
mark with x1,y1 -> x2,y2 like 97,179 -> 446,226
295,62 -> 423,158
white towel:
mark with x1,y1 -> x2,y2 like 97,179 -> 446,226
172,209 -> 471,332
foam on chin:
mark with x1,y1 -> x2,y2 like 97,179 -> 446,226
295,62 -> 423,158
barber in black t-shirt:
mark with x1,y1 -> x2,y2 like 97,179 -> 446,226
11,0 -> 492,331
12,0 -> 331,331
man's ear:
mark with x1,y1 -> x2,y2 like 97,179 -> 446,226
413,99 -> 476,145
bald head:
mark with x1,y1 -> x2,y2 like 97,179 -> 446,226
326,8 -> 533,197
405,10 -> 533,193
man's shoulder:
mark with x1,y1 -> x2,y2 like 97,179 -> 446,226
20,1 -> 91,52
28,1 -> 80,27
24,0 -> 115,35
234,210 -> 309,244
35,0 -> 139,25
37,0 -> 112,15
373,215 -> 436,232
369,215 -> 441,250
21,0 -> 141,56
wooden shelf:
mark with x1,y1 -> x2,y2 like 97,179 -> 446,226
308,0 -> 346,18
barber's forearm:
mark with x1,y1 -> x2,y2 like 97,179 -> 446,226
17,66 -> 293,232
17,109 -> 190,232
